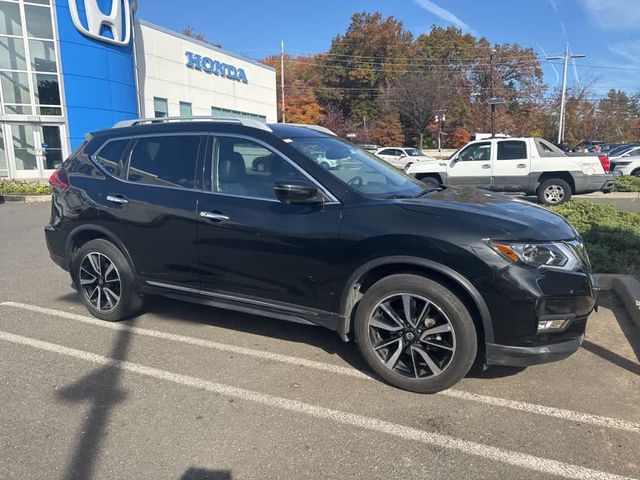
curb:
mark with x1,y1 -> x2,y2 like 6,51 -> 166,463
595,274 -> 640,329
0,194 -> 51,204
576,192 -> 640,200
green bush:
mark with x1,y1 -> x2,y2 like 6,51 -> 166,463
549,200 -> 640,273
614,175 -> 640,192
0,180 -> 50,195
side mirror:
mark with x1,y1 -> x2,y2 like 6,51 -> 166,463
274,180 -> 324,205
399,153 -> 406,158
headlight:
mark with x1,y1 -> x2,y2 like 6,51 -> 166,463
489,241 -> 580,270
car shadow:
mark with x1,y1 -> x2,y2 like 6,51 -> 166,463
140,295 -> 523,381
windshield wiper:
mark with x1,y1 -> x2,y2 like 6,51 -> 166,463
415,186 -> 445,198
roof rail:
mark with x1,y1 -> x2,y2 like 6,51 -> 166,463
283,123 -> 337,136
112,116 -> 273,132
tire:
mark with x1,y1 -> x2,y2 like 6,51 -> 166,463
418,175 -> 440,189
537,178 -> 572,205
632,169 -> 640,177
255,161 -> 266,172
354,274 -> 477,393
320,161 -> 331,170
73,239 -> 142,321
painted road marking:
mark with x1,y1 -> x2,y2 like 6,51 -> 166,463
0,329 -> 636,480
2,301 -> 640,435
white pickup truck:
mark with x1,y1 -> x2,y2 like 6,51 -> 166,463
405,137 -> 615,205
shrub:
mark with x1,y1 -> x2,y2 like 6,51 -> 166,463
614,175 -> 640,192
549,200 -> 640,273
0,180 -> 50,195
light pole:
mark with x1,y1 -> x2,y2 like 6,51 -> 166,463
435,110 -> 446,152
487,49 -> 505,136
547,46 -> 586,144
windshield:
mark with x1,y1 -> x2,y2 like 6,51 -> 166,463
404,148 -> 423,157
288,137 -> 424,198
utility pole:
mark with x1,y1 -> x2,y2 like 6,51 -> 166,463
280,40 -> 286,123
435,110 -> 446,152
490,49 -> 495,137
487,49 -> 506,137
547,46 -> 586,145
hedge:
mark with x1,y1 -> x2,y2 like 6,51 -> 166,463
614,176 -> 640,192
549,200 -> 640,273
0,180 -> 50,195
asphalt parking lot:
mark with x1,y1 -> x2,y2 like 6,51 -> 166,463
1,202 -> 639,480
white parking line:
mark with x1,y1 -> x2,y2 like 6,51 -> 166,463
2,301 -> 640,435
0,329 -> 635,480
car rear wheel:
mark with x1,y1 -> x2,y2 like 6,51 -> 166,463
74,239 -> 142,321
632,169 -> 640,177
537,178 -> 572,205
354,274 -> 477,393
255,160 -> 266,172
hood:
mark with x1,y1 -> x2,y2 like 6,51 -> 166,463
399,187 -> 577,242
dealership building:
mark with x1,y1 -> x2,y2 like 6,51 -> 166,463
0,0 -> 277,179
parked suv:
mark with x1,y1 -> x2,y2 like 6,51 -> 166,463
45,118 -> 597,393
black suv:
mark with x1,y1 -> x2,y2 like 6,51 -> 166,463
45,118 -> 596,393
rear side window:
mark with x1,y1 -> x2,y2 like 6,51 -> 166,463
95,139 -> 130,178
127,135 -> 202,189
497,141 -> 527,160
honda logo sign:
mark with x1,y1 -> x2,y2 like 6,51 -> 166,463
68,0 -> 132,46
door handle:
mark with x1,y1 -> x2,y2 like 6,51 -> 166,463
482,164 -> 491,169
516,163 -> 527,168
106,195 -> 128,205
200,211 -> 229,221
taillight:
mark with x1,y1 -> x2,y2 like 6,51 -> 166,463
598,155 -> 610,173
49,168 -> 69,189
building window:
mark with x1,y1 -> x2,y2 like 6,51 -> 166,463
179,101 -> 192,118
154,97 -> 168,118
0,0 -> 61,117
211,106 -> 266,123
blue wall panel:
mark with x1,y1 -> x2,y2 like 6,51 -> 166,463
56,1 -> 138,148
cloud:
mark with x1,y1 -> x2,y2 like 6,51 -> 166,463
608,41 -> 640,65
537,43 -> 560,86
581,0 -> 640,30
547,0 -> 558,13
414,0 -> 478,36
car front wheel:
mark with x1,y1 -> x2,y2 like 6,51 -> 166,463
354,274 -> 477,393
74,239 -> 142,321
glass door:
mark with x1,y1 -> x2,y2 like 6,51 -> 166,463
8,123 -> 38,178
38,124 -> 65,177
2,123 -> 67,178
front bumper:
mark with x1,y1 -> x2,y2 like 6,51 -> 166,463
486,335 -> 584,367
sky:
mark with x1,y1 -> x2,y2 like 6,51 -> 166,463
138,0 -> 640,98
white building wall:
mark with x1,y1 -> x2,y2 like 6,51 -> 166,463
135,21 -> 277,122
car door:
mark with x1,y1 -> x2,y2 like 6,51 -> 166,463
492,140 -> 530,192
98,133 -> 204,289
376,148 -> 399,165
196,134 -> 343,313
446,141 -> 492,189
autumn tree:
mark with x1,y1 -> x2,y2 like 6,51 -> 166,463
319,12 -> 414,129
382,71 -> 451,148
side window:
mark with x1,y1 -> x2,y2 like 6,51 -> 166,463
214,137 -> 306,200
458,142 -> 491,161
94,139 -> 130,178
378,149 -> 393,155
127,135 -> 201,189
629,149 -> 640,157
497,141 -> 527,160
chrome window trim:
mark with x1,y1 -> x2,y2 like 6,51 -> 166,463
90,131 -> 341,205
207,132 -> 341,204
90,132 -> 207,194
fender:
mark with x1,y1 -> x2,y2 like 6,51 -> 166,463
338,256 -> 494,343
65,224 -> 138,277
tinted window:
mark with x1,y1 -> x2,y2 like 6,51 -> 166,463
95,139 -> 130,178
458,142 -> 491,161
497,141 -> 527,160
378,149 -> 394,155
128,135 -> 201,188
214,137 -> 305,200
